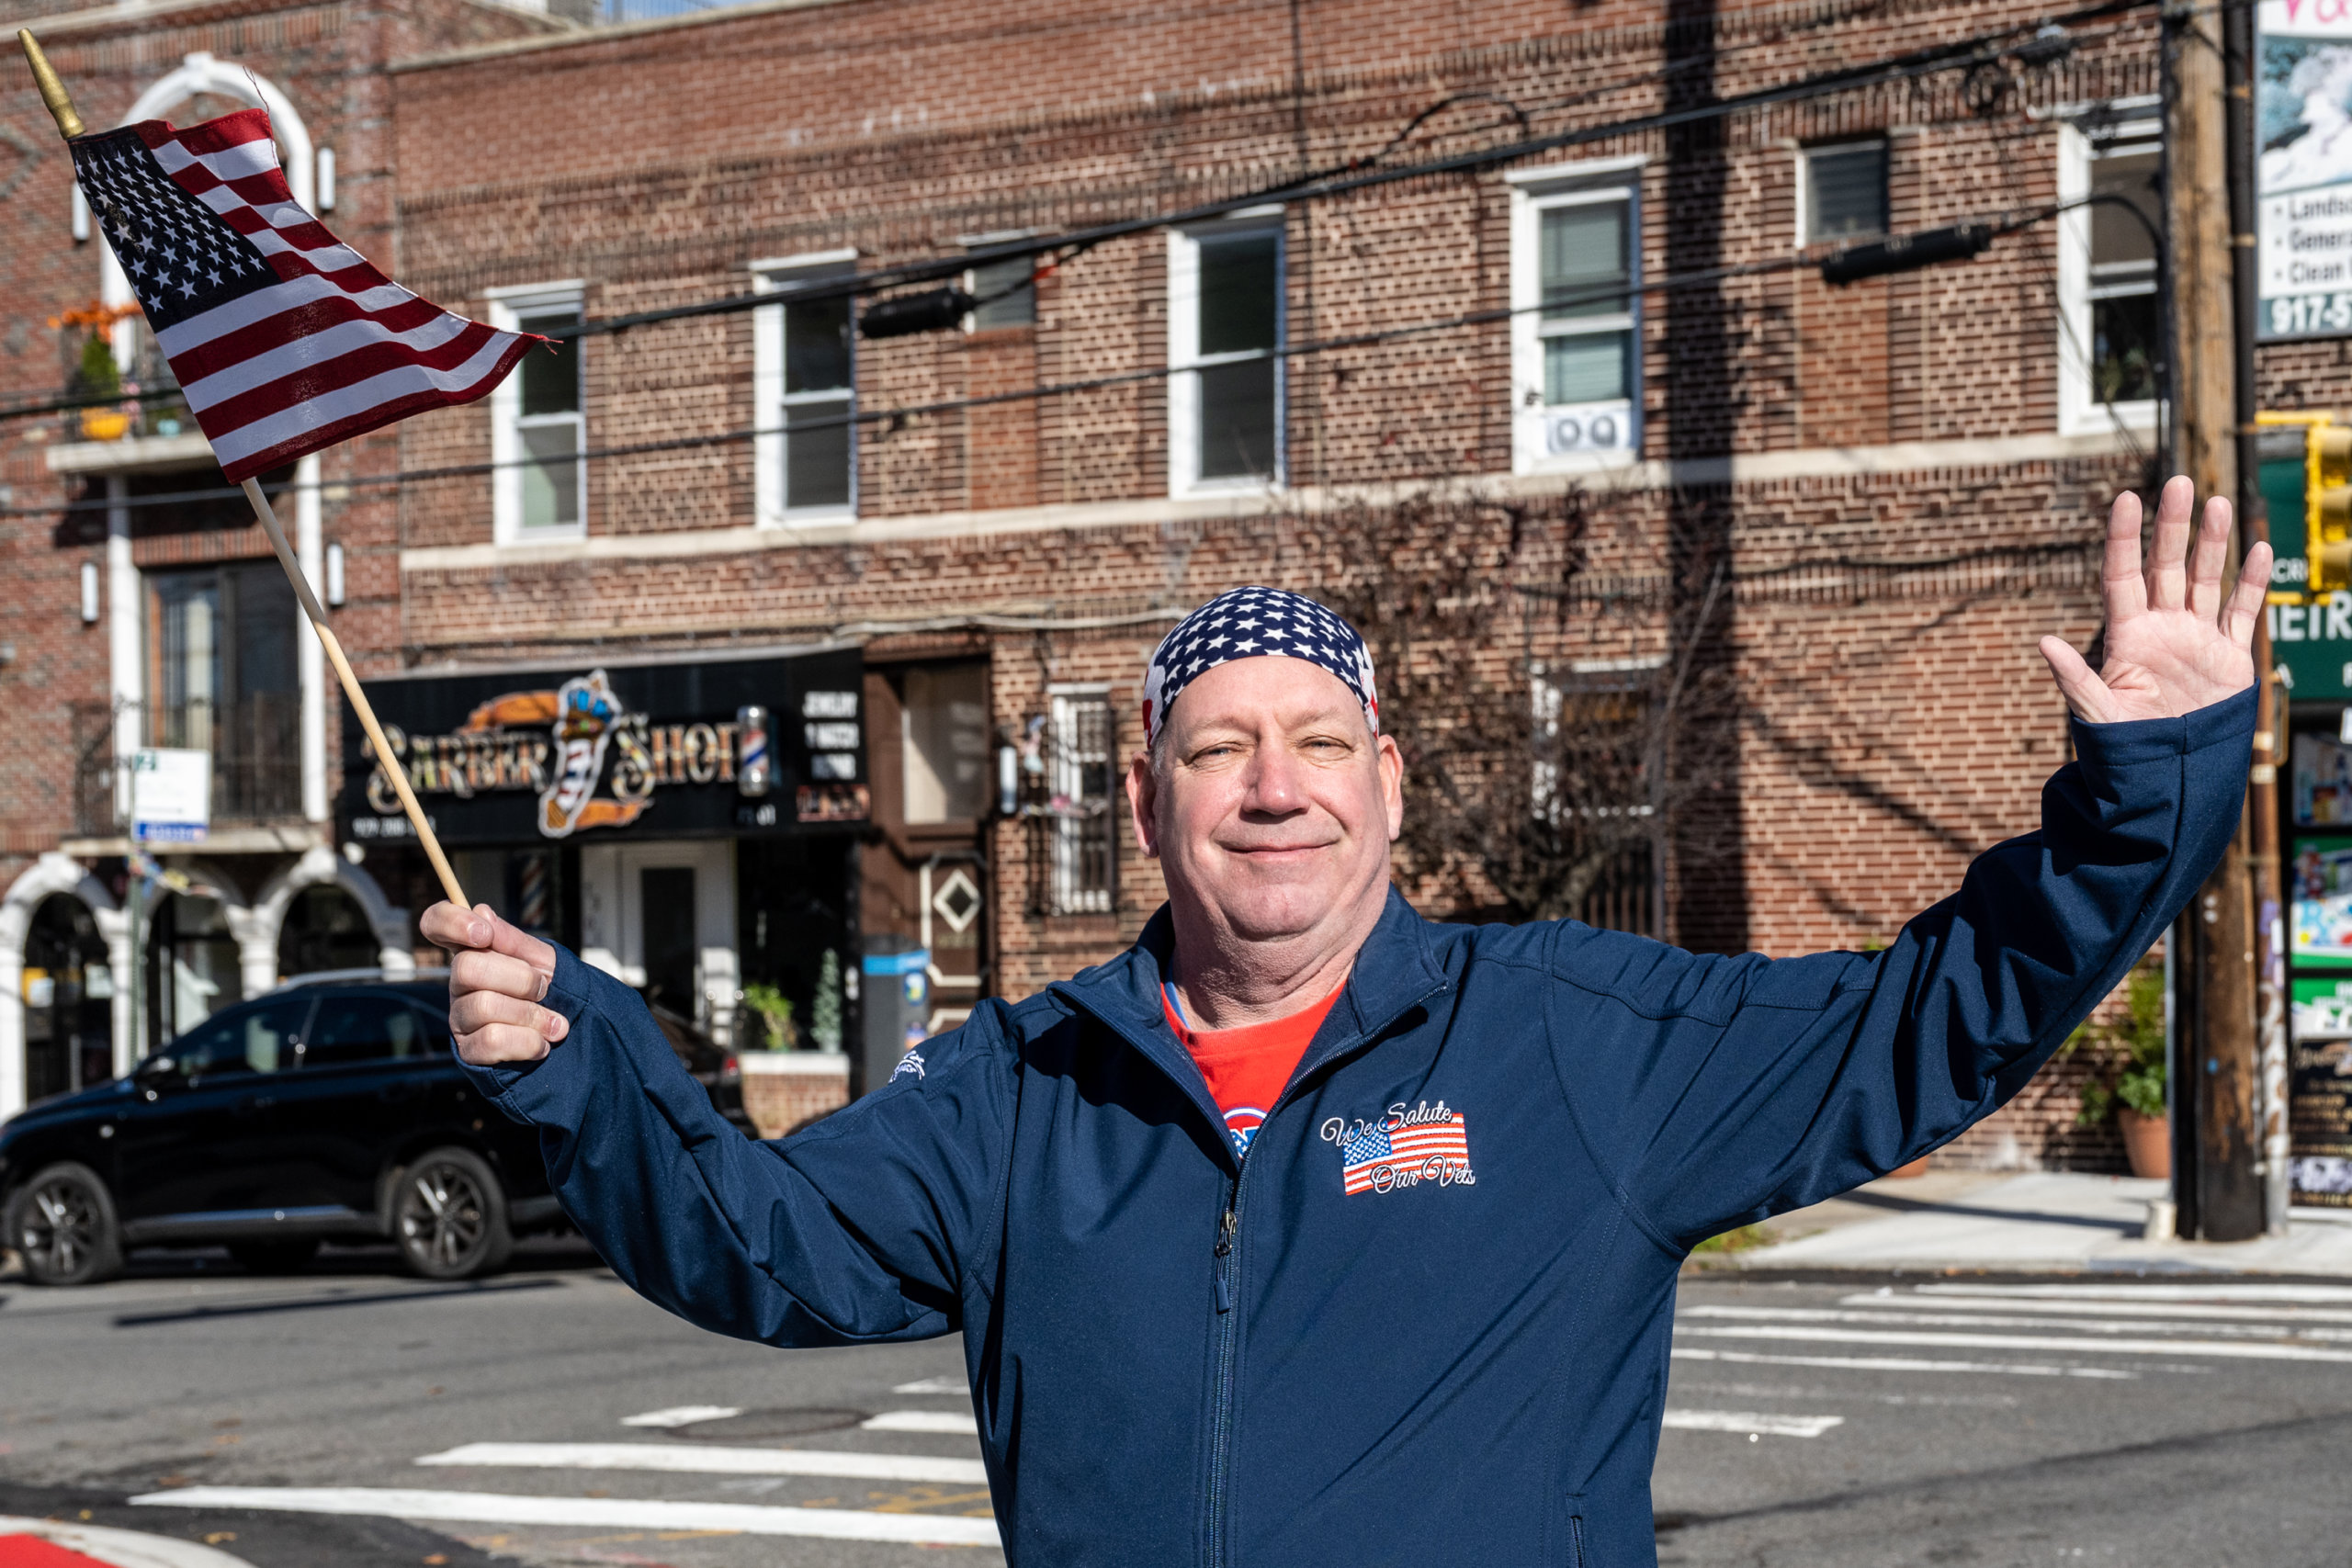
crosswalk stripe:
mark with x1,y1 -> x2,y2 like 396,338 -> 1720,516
1678,1324 -> 2352,1363
129,1487 -> 1001,1548
1660,1410 -> 1844,1438
890,1375 -> 967,1395
417,1442 -> 989,1484
1910,1282 -> 2352,1304
1838,1293 -> 2352,1325
619,1405 -> 741,1428
861,1410 -> 980,1434
1671,1348 -> 2136,1379
1689,1305 -> 2352,1340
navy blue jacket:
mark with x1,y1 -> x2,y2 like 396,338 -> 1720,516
464,689 -> 2252,1567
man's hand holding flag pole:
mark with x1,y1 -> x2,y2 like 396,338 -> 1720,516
17,28 -> 544,913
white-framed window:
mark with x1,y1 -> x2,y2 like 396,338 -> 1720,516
1046,684 -> 1116,915
1169,214 -> 1284,494
752,250 -> 858,526
487,283 -> 585,542
2057,104 -> 2162,435
1510,157 -> 1645,473
1799,140 -> 1889,244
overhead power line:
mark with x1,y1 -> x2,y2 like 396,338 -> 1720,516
6,202 -> 2116,519
534,0 -> 2155,343
0,0 -> 2152,439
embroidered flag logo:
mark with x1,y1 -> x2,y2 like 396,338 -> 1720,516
1322,1101 -> 1475,1195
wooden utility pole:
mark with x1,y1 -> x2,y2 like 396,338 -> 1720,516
2222,0 -> 2292,1237
2166,0 -> 2264,1242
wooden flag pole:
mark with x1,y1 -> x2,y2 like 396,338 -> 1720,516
17,28 -> 467,909
241,479 -> 467,908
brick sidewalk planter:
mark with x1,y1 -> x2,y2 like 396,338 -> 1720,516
739,1053 -> 851,1140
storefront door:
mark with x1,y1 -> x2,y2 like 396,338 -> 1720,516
580,840 -> 738,1042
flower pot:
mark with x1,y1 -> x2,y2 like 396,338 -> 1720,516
1887,1156 -> 1930,1179
79,409 -> 130,441
2117,1107 -> 2170,1180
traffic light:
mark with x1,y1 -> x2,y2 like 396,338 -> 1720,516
2312,422 -> 2352,592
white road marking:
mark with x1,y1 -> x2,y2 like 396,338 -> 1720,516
1675,1380 -> 2020,1408
619,1404 -> 741,1428
892,1375 -> 967,1395
417,1441 -> 989,1485
1660,1409 -> 1845,1438
1690,1304 -> 2352,1340
1839,1292 -> 2352,1325
130,1487 -> 1001,1548
1679,1324 -> 2352,1363
1671,1348 -> 2137,1379
1910,1282 -> 2352,1304
861,1410 -> 980,1434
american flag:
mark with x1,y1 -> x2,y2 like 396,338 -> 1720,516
70,107 -> 538,482
1340,1111 -> 1472,1195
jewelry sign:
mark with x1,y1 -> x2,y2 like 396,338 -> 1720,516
337,647 -> 868,846
2261,0 -> 2352,338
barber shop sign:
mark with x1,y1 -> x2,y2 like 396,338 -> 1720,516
339,649 -> 869,845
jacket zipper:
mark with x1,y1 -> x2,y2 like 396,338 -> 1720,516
1204,1166 -> 1245,1566
1057,967 -> 1452,1568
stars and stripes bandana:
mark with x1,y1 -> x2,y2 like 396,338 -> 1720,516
1141,586 -> 1379,747
70,107 -> 539,482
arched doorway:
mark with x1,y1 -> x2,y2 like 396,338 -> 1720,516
23,896 -> 113,1101
277,883 -> 380,978
147,888 -> 242,1050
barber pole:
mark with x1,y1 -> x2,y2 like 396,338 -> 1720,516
736,705 -> 773,797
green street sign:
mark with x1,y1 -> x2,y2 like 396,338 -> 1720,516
2264,451 -> 2352,702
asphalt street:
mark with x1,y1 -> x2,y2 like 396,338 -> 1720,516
5,1242 -> 2352,1567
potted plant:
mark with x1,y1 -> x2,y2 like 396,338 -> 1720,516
50,301 -> 139,441
2074,962 -> 2168,1179
738,982 -> 798,1051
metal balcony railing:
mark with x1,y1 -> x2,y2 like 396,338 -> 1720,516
69,695 -> 304,834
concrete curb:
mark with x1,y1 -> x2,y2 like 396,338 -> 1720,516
0,1514 -> 261,1568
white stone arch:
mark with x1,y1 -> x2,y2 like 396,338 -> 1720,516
254,846 -> 413,983
102,54 -> 316,338
0,853 -> 127,1120
148,859 -> 288,1010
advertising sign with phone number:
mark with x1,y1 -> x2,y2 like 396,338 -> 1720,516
2260,2 -> 2352,339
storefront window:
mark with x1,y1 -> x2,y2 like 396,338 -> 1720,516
2285,728 -> 2352,1208
902,664 -> 990,824
147,889 -> 240,1049
23,894 -> 113,1100
277,884 -> 379,980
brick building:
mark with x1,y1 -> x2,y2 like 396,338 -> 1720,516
0,0 -> 2256,1171
0,0 -> 562,1112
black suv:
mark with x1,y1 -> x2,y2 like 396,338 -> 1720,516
0,971 -> 752,1287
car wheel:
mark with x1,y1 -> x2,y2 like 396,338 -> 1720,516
392,1147 -> 513,1280
228,1238 -> 322,1275
6,1162 -> 124,1287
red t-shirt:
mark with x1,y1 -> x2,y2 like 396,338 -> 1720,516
1162,981 -> 1343,1157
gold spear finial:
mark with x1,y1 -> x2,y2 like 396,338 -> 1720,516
17,30 -> 85,140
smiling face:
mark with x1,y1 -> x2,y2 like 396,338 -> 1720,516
1127,654 -> 1404,953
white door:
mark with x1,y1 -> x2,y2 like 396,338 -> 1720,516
579,840 -> 738,1043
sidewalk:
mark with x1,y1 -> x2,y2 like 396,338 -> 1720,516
1712,1169 -> 2352,1275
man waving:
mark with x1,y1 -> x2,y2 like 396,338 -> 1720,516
424,476 -> 2265,1568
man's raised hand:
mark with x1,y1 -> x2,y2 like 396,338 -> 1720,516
421,900 -> 566,1066
2039,475 -> 2270,725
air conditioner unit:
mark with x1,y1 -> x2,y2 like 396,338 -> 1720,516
1545,408 -> 1631,455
